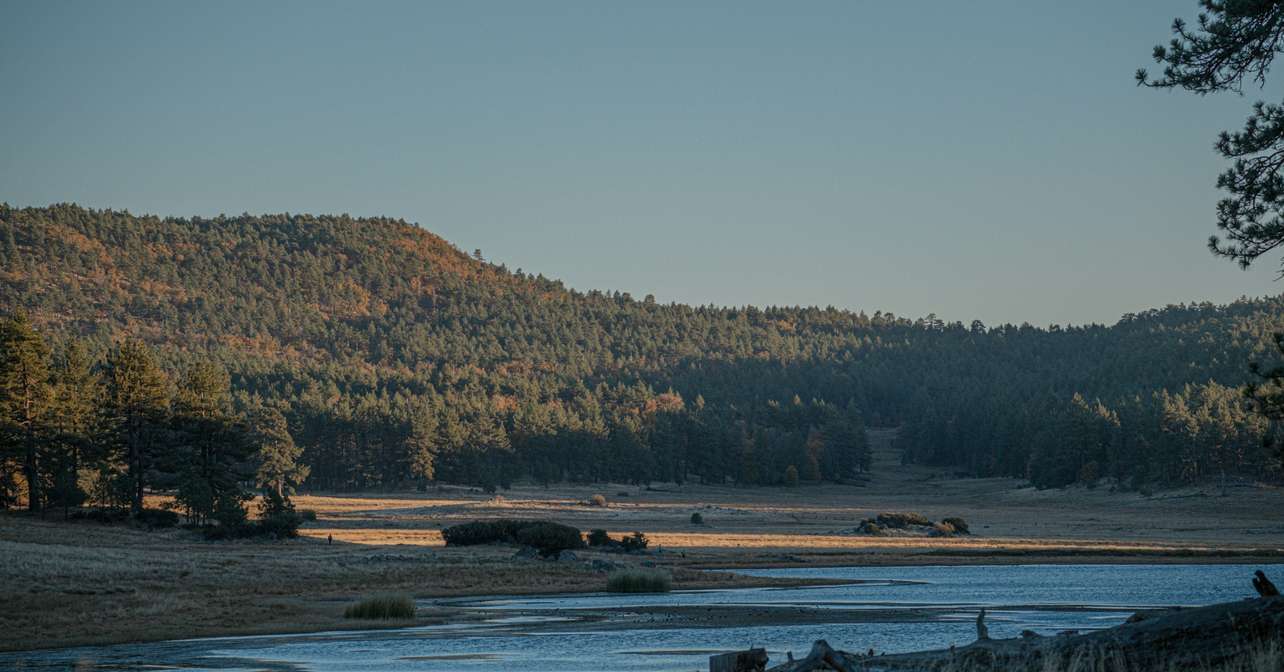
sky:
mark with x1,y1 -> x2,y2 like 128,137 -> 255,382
3,1 -> 1282,326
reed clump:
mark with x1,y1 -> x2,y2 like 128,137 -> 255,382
342,595 -> 416,620
606,569 -> 672,593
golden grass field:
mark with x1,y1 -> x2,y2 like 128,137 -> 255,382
3,430 -> 1283,652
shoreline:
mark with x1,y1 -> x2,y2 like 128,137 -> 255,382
6,476 -> 1284,655
9,563 -> 1282,669
7,547 -> 1283,654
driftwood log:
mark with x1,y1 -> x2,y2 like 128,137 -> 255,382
709,647 -> 768,672
765,595 -> 1284,672
766,640 -> 856,672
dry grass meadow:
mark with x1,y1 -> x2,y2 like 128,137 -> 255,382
3,430 -> 1283,652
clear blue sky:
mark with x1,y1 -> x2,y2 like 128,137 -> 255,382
3,1 -> 1280,326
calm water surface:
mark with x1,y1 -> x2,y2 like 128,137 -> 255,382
5,563 -> 1276,672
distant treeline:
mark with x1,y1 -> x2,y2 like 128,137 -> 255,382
1,203 -> 1281,496
0,313 -> 307,522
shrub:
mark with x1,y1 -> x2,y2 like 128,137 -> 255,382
941,517 -> 969,534
257,510 -> 304,538
212,494 -> 249,532
587,528 -> 612,547
784,465 -> 800,487
135,508 -> 179,529
442,519 -> 584,557
299,508 -> 318,522
875,512 -> 931,529
620,531 -> 649,552
253,490 -> 303,538
514,521 -> 585,557
343,595 -> 416,620
607,569 -> 672,593
858,521 -> 884,535
689,512 -> 704,525
72,508 -> 129,524
441,519 -> 527,546
589,494 -> 608,507
1078,460 -> 1101,485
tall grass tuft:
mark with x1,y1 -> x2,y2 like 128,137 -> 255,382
1211,640 -> 1282,672
343,594 -> 416,620
606,569 -> 672,593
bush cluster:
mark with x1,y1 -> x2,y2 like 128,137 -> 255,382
621,531 -> 649,552
202,511 -> 305,540
854,512 -> 970,537
586,528 -> 612,547
515,522 -> 585,556
136,508 -> 180,529
442,519 -> 584,557
874,512 -> 931,528
584,529 -> 650,552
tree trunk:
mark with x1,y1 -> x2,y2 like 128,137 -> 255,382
709,648 -> 768,672
24,424 -> 40,512
130,422 -> 144,516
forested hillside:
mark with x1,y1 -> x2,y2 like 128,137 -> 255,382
2,203 -> 1282,496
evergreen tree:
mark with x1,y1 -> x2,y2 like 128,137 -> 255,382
1139,2 -> 1284,271
173,361 -> 245,524
251,405 -> 308,499
45,341 -> 100,516
0,313 -> 51,511
104,339 -> 170,515
405,409 -> 439,487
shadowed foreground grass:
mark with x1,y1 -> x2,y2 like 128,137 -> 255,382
918,640 -> 1282,672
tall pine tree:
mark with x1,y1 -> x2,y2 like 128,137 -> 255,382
0,314 -> 51,511
105,340 -> 169,516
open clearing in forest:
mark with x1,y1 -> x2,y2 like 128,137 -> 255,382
293,429 -> 1284,560
4,430 -> 1282,651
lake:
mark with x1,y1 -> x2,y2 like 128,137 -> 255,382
5,563 -> 1277,671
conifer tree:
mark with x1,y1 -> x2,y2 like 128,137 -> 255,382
0,313 -> 51,511
174,361 -> 245,524
405,409 -> 438,487
46,341 -> 100,516
105,339 -> 170,515
251,405 -> 308,500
